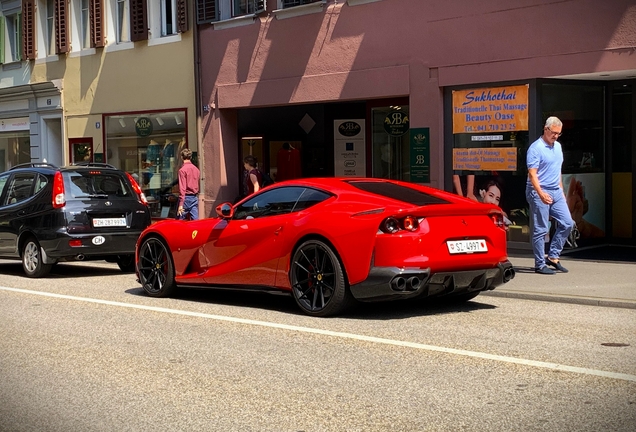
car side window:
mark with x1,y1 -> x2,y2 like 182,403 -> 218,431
4,173 -> 35,206
292,188 -> 332,212
234,187 -> 306,220
33,174 -> 48,194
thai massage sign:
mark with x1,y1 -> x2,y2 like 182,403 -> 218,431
453,147 -> 517,171
452,85 -> 529,134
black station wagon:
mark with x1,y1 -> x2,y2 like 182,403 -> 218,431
0,163 -> 151,277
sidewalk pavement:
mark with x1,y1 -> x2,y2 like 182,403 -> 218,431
480,254 -> 636,309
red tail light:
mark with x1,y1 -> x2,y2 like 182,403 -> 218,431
52,171 -> 65,208
490,212 -> 505,229
379,216 -> 420,234
126,172 -> 148,205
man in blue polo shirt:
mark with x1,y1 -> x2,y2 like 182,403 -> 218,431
526,116 -> 574,275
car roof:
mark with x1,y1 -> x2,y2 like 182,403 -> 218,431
272,177 -> 449,195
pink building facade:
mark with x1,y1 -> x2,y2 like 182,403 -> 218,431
197,0 -> 636,247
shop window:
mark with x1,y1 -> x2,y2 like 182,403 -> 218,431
450,84 -> 531,243
0,132 -> 31,170
371,106 -> 411,181
105,111 -> 188,218
70,139 -> 93,164
541,82 -> 606,242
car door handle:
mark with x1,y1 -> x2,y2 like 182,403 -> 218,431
274,226 -> 283,235
17,210 -> 27,217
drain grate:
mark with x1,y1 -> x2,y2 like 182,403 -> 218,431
601,342 -> 630,347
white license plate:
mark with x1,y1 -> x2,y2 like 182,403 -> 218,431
93,218 -> 127,227
447,239 -> 488,254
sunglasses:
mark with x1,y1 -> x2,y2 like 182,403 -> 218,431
545,127 -> 562,137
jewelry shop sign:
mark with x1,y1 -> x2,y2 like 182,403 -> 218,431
452,84 -> 529,134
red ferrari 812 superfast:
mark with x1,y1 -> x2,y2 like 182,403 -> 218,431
135,178 -> 515,316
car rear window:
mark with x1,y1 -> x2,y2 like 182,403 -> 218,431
64,171 -> 135,199
347,181 -> 449,206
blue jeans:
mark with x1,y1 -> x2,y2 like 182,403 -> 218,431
525,186 -> 574,269
178,195 -> 199,220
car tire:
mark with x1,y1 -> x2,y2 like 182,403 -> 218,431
116,254 -> 136,272
22,237 -> 53,278
290,239 -> 352,317
137,236 -> 176,298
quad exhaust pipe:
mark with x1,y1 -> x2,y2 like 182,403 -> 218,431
503,267 -> 515,283
390,276 -> 422,292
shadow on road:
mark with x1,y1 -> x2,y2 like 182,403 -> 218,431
0,260 -> 125,278
125,284 -> 498,320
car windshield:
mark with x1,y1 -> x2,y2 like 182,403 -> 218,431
64,171 -> 134,199
347,181 -> 449,206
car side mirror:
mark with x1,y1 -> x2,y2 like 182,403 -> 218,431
215,202 -> 234,219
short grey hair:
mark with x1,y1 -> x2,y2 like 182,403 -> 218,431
544,116 -> 563,129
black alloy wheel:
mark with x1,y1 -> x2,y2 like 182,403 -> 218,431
22,237 -> 53,278
137,236 -> 176,297
290,239 -> 352,317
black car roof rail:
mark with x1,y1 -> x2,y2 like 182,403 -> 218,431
9,162 -> 58,170
70,162 -> 117,169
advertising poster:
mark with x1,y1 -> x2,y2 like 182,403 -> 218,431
409,128 -> 430,183
334,120 -> 366,177
562,173 -> 605,239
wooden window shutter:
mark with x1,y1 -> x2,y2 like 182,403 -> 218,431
21,0 -> 36,60
177,0 -> 188,33
197,0 -> 217,24
130,0 -> 148,42
55,0 -> 69,54
90,0 -> 105,48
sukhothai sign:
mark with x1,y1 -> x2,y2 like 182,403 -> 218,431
452,85 -> 529,134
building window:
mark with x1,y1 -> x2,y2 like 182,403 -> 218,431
196,0 -> 264,23
80,0 -> 90,48
161,0 -> 176,36
46,0 -> 55,55
0,13 -> 22,63
116,0 -> 130,43
281,0 -> 320,7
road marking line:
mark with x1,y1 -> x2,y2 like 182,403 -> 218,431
2,285 -> 635,383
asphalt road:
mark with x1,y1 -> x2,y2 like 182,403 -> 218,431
1,260 -> 635,432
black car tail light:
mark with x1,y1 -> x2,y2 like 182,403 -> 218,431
380,217 -> 400,234
126,172 -> 148,205
52,171 -> 65,208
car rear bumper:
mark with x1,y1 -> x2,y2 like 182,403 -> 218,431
350,260 -> 515,302
40,232 -> 142,260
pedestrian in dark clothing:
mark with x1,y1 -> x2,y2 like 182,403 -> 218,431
243,155 -> 263,197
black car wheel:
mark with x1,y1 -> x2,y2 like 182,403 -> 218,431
290,239 -> 352,317
137,236 -> 176,297
22,237 -> 53,278
116,254 -> 136,272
